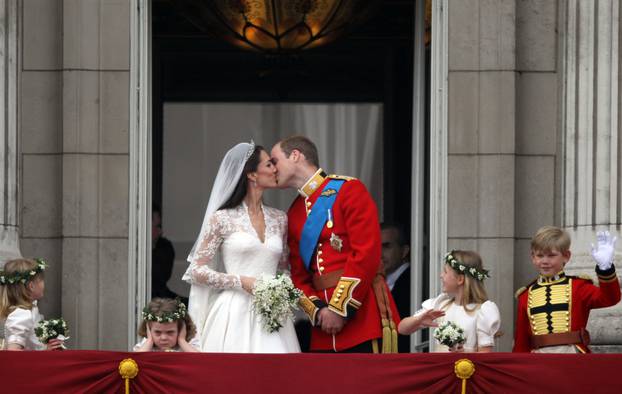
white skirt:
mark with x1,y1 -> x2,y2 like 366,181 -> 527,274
199,289 -> 300,353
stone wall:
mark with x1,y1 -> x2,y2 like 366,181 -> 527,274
446,0 -> 519,352
19,0 -> 131,350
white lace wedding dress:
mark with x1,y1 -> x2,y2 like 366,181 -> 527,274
183,202 -> 300,353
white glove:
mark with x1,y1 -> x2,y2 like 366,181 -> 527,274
590,231 -> 617,271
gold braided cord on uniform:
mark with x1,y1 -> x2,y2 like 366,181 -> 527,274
530,312 -> 549,335
372,274 -> 398,354
550,311 -> 570,333
528,287 -> 547,308
528,280 -> 572,335
549,284 -> 570,304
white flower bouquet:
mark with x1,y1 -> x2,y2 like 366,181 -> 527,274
433,320 -> 465,349
252,274 -> 303,333
35,318 -> 69,345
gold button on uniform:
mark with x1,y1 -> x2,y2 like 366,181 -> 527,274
319,266 -> 325,272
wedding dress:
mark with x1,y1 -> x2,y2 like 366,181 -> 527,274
183,202 -> 300,353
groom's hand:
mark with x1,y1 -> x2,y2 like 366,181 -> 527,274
319,308 -> 346,335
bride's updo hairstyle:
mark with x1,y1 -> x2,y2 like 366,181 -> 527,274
218,145 -> 265,210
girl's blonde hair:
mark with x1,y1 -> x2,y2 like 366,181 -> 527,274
446,250 -> 489,310
138,298 -> 197,342
0,259 -> 43,319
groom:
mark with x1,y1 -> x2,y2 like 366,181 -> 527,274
271,135 -> 400,353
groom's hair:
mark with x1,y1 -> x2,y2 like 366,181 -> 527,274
279,135 -> 319,167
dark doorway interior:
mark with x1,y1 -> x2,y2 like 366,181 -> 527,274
152,0 -> 423,230
152,0 -> 431,351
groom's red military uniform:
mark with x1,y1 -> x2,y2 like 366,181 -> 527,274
288,169 -> 400,351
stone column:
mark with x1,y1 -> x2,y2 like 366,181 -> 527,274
444,0 -> 516,351
0,0 -> 20,267
513,0 -> 559,306
560,0 -> 622,352
61,0 -> 131,350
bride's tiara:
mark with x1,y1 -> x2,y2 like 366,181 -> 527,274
244,140 -> 256,162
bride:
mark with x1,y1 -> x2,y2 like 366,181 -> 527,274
183,141 -> 300,353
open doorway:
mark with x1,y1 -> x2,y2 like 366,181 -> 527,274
160,102 -> 384,299
137,0 -> 431,351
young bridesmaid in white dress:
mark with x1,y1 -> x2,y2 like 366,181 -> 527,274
399,250 -> 500,352
1,258 -> 64,351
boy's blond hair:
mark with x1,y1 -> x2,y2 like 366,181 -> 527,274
531,226 -> 571,254
0,259 -> 42,319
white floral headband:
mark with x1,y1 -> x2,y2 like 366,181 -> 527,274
444,251 -> 490,281
0,258 -> 47,285
142,301 -> 187,323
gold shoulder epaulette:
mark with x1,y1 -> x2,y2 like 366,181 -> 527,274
515,279 -> 537,298
328,174 -> 356,181
514,286 -> 527,299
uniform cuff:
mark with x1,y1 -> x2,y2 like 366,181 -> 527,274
299,296 -> 324,325
596,265 -> 617,283
328,277 -> 361,318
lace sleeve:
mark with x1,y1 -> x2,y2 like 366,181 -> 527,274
277,211 -> 290,275
186,212 -> 241,289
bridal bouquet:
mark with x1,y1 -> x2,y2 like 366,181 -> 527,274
252,274 -> 303,333
35,318 -> 69,344
433,321 -> 465,349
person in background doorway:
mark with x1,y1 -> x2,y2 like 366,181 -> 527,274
152,204 -> 187,305
381,222 -> 411,352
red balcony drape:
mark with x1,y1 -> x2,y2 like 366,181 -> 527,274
1,351 -> 621,393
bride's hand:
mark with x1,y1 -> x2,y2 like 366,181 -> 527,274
240,276 -> 256,294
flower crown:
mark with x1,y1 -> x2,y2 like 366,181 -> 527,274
444,251 -> 490,281
142,301 -> 187,323
0,258 -> 47,285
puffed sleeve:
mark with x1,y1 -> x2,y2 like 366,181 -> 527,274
414,294 -> 447,317
5,308 -> 35,348
133,337 -> 147,352
420,297 -> 435,311
188,334 -> 201,351
476,301 -> 501,348
184,211 -> 241,289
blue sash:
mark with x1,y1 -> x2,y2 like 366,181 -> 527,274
299,179 -> 345,270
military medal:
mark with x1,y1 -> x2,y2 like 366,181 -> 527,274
330,232 -> 343,252
326,209 -> 333,229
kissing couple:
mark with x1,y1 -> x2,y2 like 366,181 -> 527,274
183,135 -> 400,353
